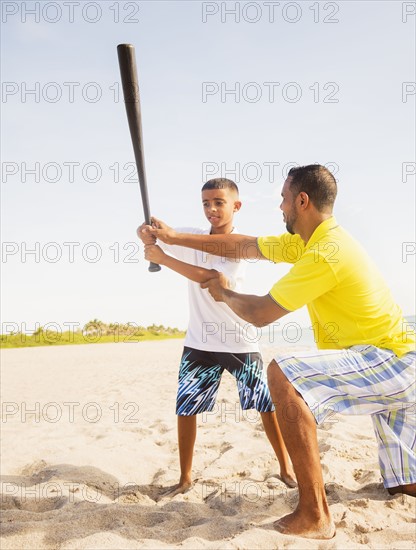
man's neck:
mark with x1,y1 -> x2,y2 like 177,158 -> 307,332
298,213 -> 333,244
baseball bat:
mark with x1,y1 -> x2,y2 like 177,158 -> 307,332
117,43 -> 161,272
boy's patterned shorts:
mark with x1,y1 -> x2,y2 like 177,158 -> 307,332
176,346 -> 274,416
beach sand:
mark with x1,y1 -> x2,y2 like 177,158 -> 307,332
1,340 -> 414,549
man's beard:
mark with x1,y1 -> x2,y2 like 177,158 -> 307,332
285,210 -> 297,235
286,221 -> 295,234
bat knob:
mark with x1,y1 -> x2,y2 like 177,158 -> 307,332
148,262 -> 161,272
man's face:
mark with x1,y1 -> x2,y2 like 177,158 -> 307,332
280,177 -> 298,235
202,188 -> 240,230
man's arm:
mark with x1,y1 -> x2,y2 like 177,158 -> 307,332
200,274 -> 289,327
145,218 -> 263,261
145,244 -> 219,284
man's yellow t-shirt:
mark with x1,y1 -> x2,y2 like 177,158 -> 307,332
257,217 -> 415,357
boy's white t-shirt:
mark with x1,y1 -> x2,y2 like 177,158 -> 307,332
160,227 -> 260,353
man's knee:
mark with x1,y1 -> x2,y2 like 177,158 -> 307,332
267,359 -> 290,397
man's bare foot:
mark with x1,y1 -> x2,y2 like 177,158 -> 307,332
387,483 -> 416,497
273,509 -> 336,539
280,471 -> 297,488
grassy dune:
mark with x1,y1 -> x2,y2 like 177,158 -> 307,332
1,321 -> 186,349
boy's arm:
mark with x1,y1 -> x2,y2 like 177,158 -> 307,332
145,244 -> 219,284
146,218 -> 263,261
137,223 -> 156,245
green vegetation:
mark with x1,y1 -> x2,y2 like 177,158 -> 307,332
0,320 -> 186,349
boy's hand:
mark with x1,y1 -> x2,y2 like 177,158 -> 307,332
137,223 -> 156,245
200,272 -> 229,302
144,244 -> 166,265
148,217 -> 177,245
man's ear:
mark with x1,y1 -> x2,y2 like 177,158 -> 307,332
234,200 -> 242,212
298,192 -> 309,209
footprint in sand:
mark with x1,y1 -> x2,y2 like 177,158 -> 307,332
350,498 -> 370,508
149,421 -> 172,435
1,494 -> 67,512
116,491 -> 154,505
219,442 -> 233,455
20,460 -> 57,484
353,469 -> 380,485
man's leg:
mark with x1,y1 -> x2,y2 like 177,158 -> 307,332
372,407 -> 416,497
260,411 -> 297,488
267,360 -> 335,539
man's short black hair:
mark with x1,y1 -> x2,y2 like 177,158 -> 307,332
288,165 -> 337,212
202,178 -> 239,195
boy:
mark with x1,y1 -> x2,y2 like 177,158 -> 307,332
138,178 -> 295,496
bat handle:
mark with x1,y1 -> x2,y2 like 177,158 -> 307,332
148,261 -> 161,272
146,220 -> 161,272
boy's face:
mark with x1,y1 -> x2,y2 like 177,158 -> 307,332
201,188 -> 241,231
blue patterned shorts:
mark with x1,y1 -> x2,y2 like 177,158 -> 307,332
176,347 -> 274,416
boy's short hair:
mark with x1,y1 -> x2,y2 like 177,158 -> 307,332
202,178 -> 239,195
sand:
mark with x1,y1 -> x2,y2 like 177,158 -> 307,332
1,340 -> 414,549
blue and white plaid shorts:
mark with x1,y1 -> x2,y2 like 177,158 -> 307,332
273,345 -> 415,424
272,345 -> 416,487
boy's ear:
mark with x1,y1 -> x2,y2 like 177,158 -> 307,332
233,200 -> 242,212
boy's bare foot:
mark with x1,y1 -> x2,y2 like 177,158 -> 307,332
162,481 -> 192,498
387,483 -> 416,497
159,477 -> 193,499
273,508 -> 336,539
280,472 -> 297,488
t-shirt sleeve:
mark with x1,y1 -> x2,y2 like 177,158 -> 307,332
158,227 -> 198,262
269,250 -> 338,311
158,240 -> 186,261
257,234 -> 305,264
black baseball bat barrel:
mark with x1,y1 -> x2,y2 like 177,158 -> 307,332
117,43 -> 161,272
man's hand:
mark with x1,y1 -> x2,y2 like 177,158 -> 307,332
144,244 -> 166,265
200,272 -> 229,302
137,222 -> 156,245
147,217 -> 177,244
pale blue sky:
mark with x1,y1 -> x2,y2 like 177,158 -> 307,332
1,0 -> 415,332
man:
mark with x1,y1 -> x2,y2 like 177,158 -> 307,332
145,165 -> 415,539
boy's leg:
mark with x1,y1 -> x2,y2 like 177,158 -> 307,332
163,414 -> 197,497
165,414 -> 197,496
260,411 -> 297,488
164,347 -> 222,497
219,350 -> 296,487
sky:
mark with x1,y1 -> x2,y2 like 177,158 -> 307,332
1,0 -> 415,336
